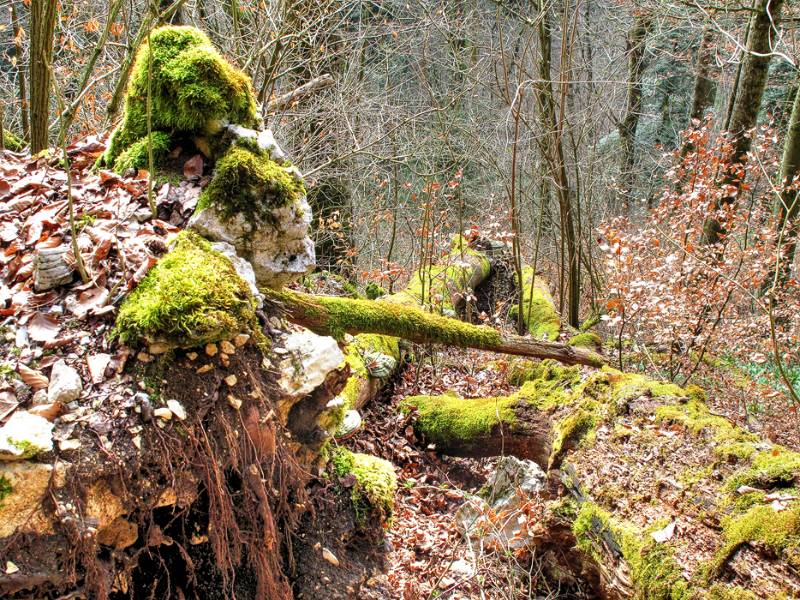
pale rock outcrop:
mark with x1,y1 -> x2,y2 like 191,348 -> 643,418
456,456 -> 547,548
276,328 -> 345,421
189,127 -> 315,288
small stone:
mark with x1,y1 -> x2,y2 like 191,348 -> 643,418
132,435 -> 142,450
220,340 -> 235,355
224,374 -> 237,387
196,364 -> 213,374
167,400 -> 187,421
47,360 -> 82,404
31,389 -> 48,406
153,407 -> 173,421
227,395 -> 242,410
233,333 -> 250,347
149,342 -> 170,355
137,352 -> 153,363
0,411 -> 54,460
5,561 -> 19,575
59,438 -> 81,451
321,547 -> 339,567
186,352 -> 198,361
205,343 -> 218,357
220,354 -> 230,368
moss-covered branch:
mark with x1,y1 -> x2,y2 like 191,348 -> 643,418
264,289 -> 606,368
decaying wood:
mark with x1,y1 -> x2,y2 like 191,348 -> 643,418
402,365 -> 800,599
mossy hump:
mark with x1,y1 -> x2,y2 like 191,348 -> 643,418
113,232 -> 258,348
195,145 -> 306,222
102,25 -> 257,169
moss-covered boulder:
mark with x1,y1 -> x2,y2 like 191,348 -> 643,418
189,140 -> 315,288
330,447 -> 397,526
100,25 -> 257,171
114,231 -> 259,348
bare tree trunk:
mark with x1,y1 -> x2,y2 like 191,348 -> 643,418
689,25 -> 718,124
704,0 -> 784,245
11,1 -> 29,143
617,12 -> 652,210
767,72 -> 800,292
534,0 -> 580,329
28,0 -> 57,154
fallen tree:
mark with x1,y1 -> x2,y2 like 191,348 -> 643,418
401,360 -> 800,598
265,289 -> 606,368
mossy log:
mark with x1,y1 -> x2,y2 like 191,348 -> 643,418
402,363 -> 800,598
334,237 -> 497,417
265,289 -> 606,368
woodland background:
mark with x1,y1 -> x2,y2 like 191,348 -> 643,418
1,0 -> 799,417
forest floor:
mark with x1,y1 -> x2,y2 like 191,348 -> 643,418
340,344 -> 800,599
3,142 -> 799,598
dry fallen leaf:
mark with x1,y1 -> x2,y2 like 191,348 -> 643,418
27,312 -> 61,343
16,363 -> 49,390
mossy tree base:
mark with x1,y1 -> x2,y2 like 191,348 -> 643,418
401,363 -> 800,598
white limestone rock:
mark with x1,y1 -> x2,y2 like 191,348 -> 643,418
0,411 -> 54,460
276,329 -> 345,403
456,456 -> 546,548
47,359 -> 82,404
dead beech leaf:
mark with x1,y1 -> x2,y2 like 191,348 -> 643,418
183,154 -> 204,180
16,363 -> 49,390
28,311 -> 61,343
87,353 -> 112,384
66,286 -> 109,318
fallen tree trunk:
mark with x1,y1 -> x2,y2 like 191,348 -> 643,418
265,289 -> 606,368
331,236 -> 495,417
401,362 -> 800,598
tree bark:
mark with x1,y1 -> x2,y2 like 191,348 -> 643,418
617,12 -> 652,210
689,26 -> 718,124
11,1 -> 29,143
265,289 -> 606,368
767,71 -> 800,291
28,0 -> 57,154
534,0 -> 581,329
704,0 -> 785,245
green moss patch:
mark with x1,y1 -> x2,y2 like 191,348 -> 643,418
391,236 -> 490,312
114,232 -> 257,347
725,448 -> 800,491
401,392 -> 517,447
2,129 -> 24,152
101,25 -> 256,169
573,502 -> 690,599
331,447 -> 397,525
113,131 -> 172,173
509,267 -> 560,341
568,332 -> 602,349
196,144 -> 305,222
712,503 -> 800,574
